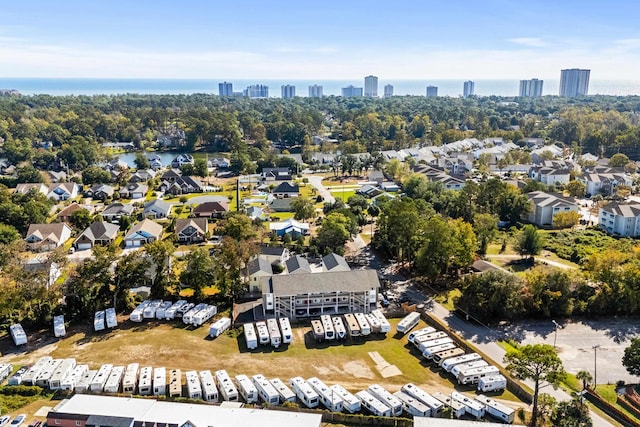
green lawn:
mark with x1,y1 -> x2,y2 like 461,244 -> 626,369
434,289 -> 461,311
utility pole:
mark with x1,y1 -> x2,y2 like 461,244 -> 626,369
592,344 -> 601,389
552,320 -> 561,349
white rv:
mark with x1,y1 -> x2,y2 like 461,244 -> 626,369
215,369 -> 239,402
104,365 -> 124,393
53,315 -> 66,338
457,366 -> 501,385
0,363 -> 11,382
155,301 -> 173,319
320,315 -> 335,340
255,321 -> 270,345
433,347 -> 466,365
176,302 -> 194,318
8,365 -> 26,386
451,360 -> 489,378
252,374 -> 279,405
192,305 -> 217,327
343,313 -> 361,337
442,353 -> 483,372
105,307 -> 118,328
169,369 -> 182,397
22,357 -> 52,386
289,376 -> 319,408
416,335 -> 451,352
368,384 -> 402,416
401,383 -> 444,415
138,366 -> 153,395
432,391 -> 466,418
75,370 -> 97,393
143,300 -> 163,319
330,384 -> 361,413
354,312 -> 371,336
199,370 -> 219,402
451,391 -> 486,419
153,367 -> 166,396
270,377 -> 296,403
311,319 -> 324,341
407,326 -> 437,344
35,359 -> 62,388
129,300 -> 149,322
94,310 -> 105,332
90,363 -> 113,392
413,331 -> 448,349
267,318 -> 282,348
235,374 -> 258,403
475,394 -> 516,423
396,312 -> 421,334
364,313 -> 381,334
393,390 -> 431,417
422,342 -> 458,359
278,317 -> 293,344
477,375 -> 508,393
308,377 -> 343,412
48,358 -> 76,390
122,363 -> 140,394
164,300 -> 187,320
355,390 -> 391,417
371,309 -> 391,334
185,370 -> 202,399
60,364 -> 88,391
209,317 -> 232,338
244,322 -> 258,350
332,316 -> 347,339
183,303 -> 207,325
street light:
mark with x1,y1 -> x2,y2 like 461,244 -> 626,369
593,344 -> 601,390
552,320 -> 561,349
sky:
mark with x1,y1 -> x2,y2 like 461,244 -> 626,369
1,0 -> 640,80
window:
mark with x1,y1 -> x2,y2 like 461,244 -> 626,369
54,421 -> 60,425
76,422 -> 82,427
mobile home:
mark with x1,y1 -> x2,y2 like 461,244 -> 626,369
48,358 -> 77,390
244,322 -> 258,350
451,391 -> 486,419
209,317 -> 231,338
153,367 -> 167,396
413,331 -> 448,349
9,323 -> 27,346
75,370 -> 97,393
396,312 -> 421,335
90,364 -> 113,392
215,369 -> 239,402
138,366 -> 153,395
176,302 -> 194,318
422,342 -> 458,359
308,377 -> 343,412
278,317 -> 293,344
155,301 -> 173,319
457,366 -> 501,385
330,384 -> 361,413
401,383 -> 444,415
105,307 -> 118,328
53,315 -> 66,338
8,365 -> 25,386
475,393 -> 516,423
252,374 -> 279,405
199,370 -> 219,402
354,312 -> 371,336
418,337 -> 454,353
407,326 -> 437,344
235,374 -> 258,403
477,375 -> 508,393
343,313 -> 361,337
270,377 -> 296,403
169,369 -> 182,397
433,347 -> 466,365
442,353 -> 483,372
451,360 -> 489,377
290,376 -> 319,408
255,321 -> 270,345
129,300 -> 149,322
186,370 -> 202,399
35,358 -> 62,388
332,316 -> 347,339
192,304 -> 217,327
311,319 -> 324,341
183,302 -> 207,325
368,384 -> 403,416
164,300 -> 187,320
122,363 -> 140,394
371,309 -> 391,334
60,364 -> 88,391
364,313 -> 381,334
320,315 -> 335,340
393,390 -> 431,417
22,356 -> 52,386
143,300 -> 163,319
355,390 -> 391,417
103,365 -> 124,393
94,310 -> 105,332
432,391 -> 466,418
267,318 -> 282,348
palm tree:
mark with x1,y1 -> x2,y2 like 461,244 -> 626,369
576,370 -> 593,389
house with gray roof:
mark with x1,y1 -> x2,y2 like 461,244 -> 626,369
526,191 -> 578,227
247,256 -> 273,292
85,184 -> 115,200
123,219 -> 163,247
272,182 -> 299,198
47,183 -> 80,201
322,253 -> 351,272
129,169 -> 156,182
143,199 -> 173,219
174,218 -> 208,244
285,255 -> 312,274
25,223 -> 72,252
599,202 -> 640,237
119,182 -> 148,199
102,202 -> 135,222
74,221 -> 120,250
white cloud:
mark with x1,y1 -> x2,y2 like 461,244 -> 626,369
508,37 -> 547,47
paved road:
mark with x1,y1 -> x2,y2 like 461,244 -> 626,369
305,175 -> 335,204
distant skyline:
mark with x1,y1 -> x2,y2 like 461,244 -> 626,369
1,0 -> 640,80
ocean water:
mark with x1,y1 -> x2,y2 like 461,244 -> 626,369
0,78 -> 639,97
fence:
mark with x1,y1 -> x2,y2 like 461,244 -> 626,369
584,388 -> 640,427
266,403 -> 413,426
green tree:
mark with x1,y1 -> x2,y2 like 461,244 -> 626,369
504,344 -> 566,427
516,225 -> 544,259
473,213 -> 498,255
609,153 -> 629,167
457,270 -> 526,321
622,337 -> 640,377
82,166 -> 112,185
134,152 -> 150,169
576,370 -> 593,389
180,163 -> 195,176
217,213 -> 257,240
566,180 -> 586,198
551,398 -> 592,427
553,211 -> 581,229
16,166 -> 44,184
112,252 -> 150,310
0,224 -> 20,245
70,208 -> 93,231
291,197 -> 316,222
145,240 -> 176,299
179,247 -> 215,300
316,212 -> 352,255
194,158 -> 209,177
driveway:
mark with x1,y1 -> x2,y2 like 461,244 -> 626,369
305,175 -> 335,204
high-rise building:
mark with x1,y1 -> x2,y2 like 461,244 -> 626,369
281,85 -> 295,99
244,84 -> 269,98
218,81 -> 233,97
559,69 -> 590,97
308,85 -> 323,98
463,81 -> 475,97
364,75 -> 378,97
426,86 -> 438,97
341,85 -> 363,97
519,78 -> 544,97
384,84 -> 394,98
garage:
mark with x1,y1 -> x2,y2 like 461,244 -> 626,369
76,243 -> 92,251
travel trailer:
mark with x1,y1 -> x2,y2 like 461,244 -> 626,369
209,317 -> 231,338
368,384 -> 403,416
235,374 -> 258,403
244,323 -> 258,350
393,390 -> 431,417
278,317 -> 293,344
53,315 -> 66,338
270,377 -> 296,403
267,318 -> 282,348
477,375 -> 508,393
355,390 -> 391,417
252,374 -> 279,405
401,383 -> 444,415
442,352 -> 483,372
290,376 -> 319,408
199,370 -> 219,402
396,312 -> 420,334
330,384 -> 361,413
451,391 -> 486,419
308,377 -> 343,412
475,393 -> 516,423
215,369 -> 239,402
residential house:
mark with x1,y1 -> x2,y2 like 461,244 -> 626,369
104,159 -> 129,171
356,184 -> 382,198
380,182 -> 400,192
322,253 -> 351,272
48,170 -> 67,183
209,157 -> 230,168
580,153 -> 599,163
529,167 -> 571,186
129,169 -> 156,183
371,192 -> 396,207
24,257 -> 61,288
437,157 -> 473,175
102,202 -> 135,223
143,199 -> 173,219
368,170 -> 385,185
119,183 -> 149,199
259,246 -> 290,266
246,206 -> 264,220
272,182 -> 299,198
48,183 -> 79,201
85,184 -> 115,200
0,159 -> 15,175
262,167 -> 292,181
57,203 -> 84,223
285,255 -> 312,274
74,221 -> 120,250
14,183 -> 48,197
269,218 -> 309,238
171,154 -> 194,168
247,256 -> 273,292
599,202 -> 640,237
25,223 -> 72,252
123,219 -> 163,247
531,145 -> 563,163
161,169 -> 182,183
161,176 -> 204,195
412,164 -> 465,190
267,198 -> 293,212
174,218 -> 208,244
192,201 -> 229,218
526,191 -> 579,227
148,156 -> 163,170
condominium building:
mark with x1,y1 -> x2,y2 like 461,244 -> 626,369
244,84 -> 269,98
218,81 -> 233,97
519,78 -> 544,97
308,84 -> 323,98
342,85 -> 363,97
599,202 -> 640,237
364,75 -> 378,97
384,84 -> 394,98
281,85 -> 295,99
463,81 -> 475,97
426,86 -> 438,97
559,69 -> 590,97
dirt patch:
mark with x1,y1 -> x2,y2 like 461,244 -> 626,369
368,351 -> 402,378
343,360 -> 375,379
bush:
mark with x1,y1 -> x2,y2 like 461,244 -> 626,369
0,385 -> 42,396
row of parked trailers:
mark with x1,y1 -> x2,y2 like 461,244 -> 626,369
94,308 -> 118,332
129,300 -> 217,328
244,317 -> 293,349
310,310 -> 391,342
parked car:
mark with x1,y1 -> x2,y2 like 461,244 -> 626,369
0,416 -> 11,427
10,415 -> 26,427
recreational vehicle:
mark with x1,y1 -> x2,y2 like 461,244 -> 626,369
451,360 -> 489,377
330,384 -> 361,413
153,367 -> 166,396
129,300 -> 149,322
442,352 -> 483,372
244,322 -> 258,350
53,315 -> 66,338
0,364 -> 12,383
355,390 -> 391,417
209,317 -> 231,338
9,324 -> 27,346
457,365 -> 501,385
290,376 -> 319,408
169,369 -> 182,397
192,305 -> 217,327
414,332 -> 449,350
396,312 -> 421,334
477,375 -> 508,393
60,364 -> 88,391
94,310 -> 105,332
332,316 -> 347,339
235,374 -> 258,403
401,383 -> 444,415
22,357 -> 52,386
354,312 -> 371,336
122,363 -> 140,394
475,394 -> 516,423
451,391 -> 486,419
215,369 -> 239,402
368,384 -> 403,416
8,366 -> 26,386
252,374 -> 279,405
183,303 -> 207,325
255,321 -> 270,345
308,377 -> 343,412
320,315 -> 335,340
155,301 -> 173,319
48,358 -> 76,390
433,347 -> 466,365
199,370 -> 219,402
343,313 -> 361,337
138,366 -> 153,395
417,337 -> 454,353
393,390 -> 431,417
75,370 -> 97,393
311,319 -> 324,341
270,377 -> 296,403
371,309 -> 391,334
407,326 -> 437,344
176,302 -> 194,318
186,370 -> 202,399
278,317 -> 293,344
143,300 -> 163,319
164,300 -> 187,320
364,313 -> 381,334
422,342 -> 458,359
432,391 -> 466,418
35,359 -> 62,388
267,318 -> 282,348
90,364 -> 113,392
105,307 -> 118,328
103,365 -> 124,393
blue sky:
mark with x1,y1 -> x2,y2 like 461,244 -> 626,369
1,0 -> 639,79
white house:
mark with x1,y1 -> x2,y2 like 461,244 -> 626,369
529,167 -> 571,186
247,256 -> 273,292
25,223 -> 72,252
47,183 -> 80,201
123,219 -> 163,247
599,202 -> 640,237
579,172 -> 633,197
526,191 -> 578,227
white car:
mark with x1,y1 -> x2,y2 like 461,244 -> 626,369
0,416 -> 10,427
9,415 -> 25,427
